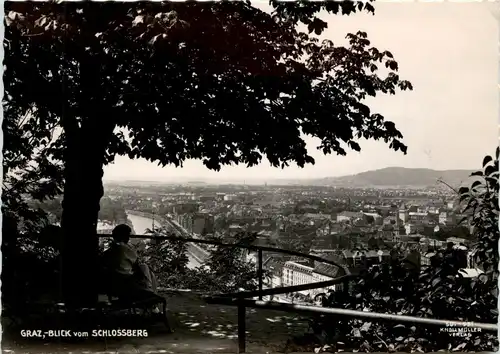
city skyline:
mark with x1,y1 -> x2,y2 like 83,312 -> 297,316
103,1 -> 498,182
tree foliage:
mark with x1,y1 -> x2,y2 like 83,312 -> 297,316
311,149 -> 499,352
5,1 -> 411,176
195,232 -> 270,293
135,227 -> 194,290
2,111 -> 64,234
2,222 -> 62,311
134,228 -> 265,294
4,0 -> 412,303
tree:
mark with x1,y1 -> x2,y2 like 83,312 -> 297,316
196,232 -> 269,293
136,227 -> 193,290
5,1 -> 412,306
458,148 -> 499,291
2,107 -> 64,233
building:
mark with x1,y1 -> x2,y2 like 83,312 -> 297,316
336,211 -> 364,223
447,237 -> 468,245
176,213 -> 215,235
421,252 -> 435,266
191,213 -> 215,235
263,257 -> 285,289
173,203 -> 199,215
398,208 -> 409,224
408,212 -> 428,222
439,212 -> 456,226
310,263 -> 342,297
282,260 -> 314,295
97,221 -> 115,234
223,194 -> 238,201
281,258 -> 344,298
419,237 -> 444,248
363,212 -> 383,225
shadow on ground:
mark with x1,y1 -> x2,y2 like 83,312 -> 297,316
2,291 -> 315,353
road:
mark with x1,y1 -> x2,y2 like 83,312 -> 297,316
126,211 -> 204,269
161,217 -> 210,266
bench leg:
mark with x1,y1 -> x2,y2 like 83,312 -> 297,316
238,305 -> 246,353
161,299 -> 173,333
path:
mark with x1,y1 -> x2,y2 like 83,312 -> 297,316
3,291 -> 314,353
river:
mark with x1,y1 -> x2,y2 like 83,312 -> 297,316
127,212 -> 200,269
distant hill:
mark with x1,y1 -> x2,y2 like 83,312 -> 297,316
310,167 -> 474,188
105,167 -> 476,188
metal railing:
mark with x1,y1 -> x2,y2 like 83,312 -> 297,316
99,234 -> 498,353
204,297 -> 498,353
99,233 -> 351,299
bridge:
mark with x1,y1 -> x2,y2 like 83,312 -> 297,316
126,210 -> 210,266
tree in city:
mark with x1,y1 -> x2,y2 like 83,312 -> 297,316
194,232 -> 270,293
136,227 -> 193,290
5,0 -> 412,305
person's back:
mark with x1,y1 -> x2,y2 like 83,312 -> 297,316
104,241 -> 137,276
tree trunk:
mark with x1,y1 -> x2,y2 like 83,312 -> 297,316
59,52 -> 114,307
60,121 -> 114,308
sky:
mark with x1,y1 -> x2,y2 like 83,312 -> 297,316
103,1 -> 499,183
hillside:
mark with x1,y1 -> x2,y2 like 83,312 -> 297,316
311,167 -> 474,188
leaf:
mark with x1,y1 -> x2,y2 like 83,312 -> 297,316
483,155 -> 493,167
132,15 -> 145,25
348,141 -> 361,152
470,171 -> 483,177
452,342 -> 467,351
352,328 -> 362,337
485,165 -> 496,177
308,18 -> 328,36
431,278 -> 441,288
471,180 -> 482,190
388,61 -> 398,71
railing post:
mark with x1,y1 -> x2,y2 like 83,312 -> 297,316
238,305 -> 246,353
258,249 -> 263,300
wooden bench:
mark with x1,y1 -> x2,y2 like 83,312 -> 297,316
3,292 -> 172,338
97,292 -> 173,333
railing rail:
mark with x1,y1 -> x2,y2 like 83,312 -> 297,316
98,233 -> 498,353
206,298 -> 499,332
98,233 -> 348,273
205,297 -> 498,352
98,233 -> 349,299
215,274 -> 358,299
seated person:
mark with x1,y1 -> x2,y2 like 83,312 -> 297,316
102,224 -> 158,299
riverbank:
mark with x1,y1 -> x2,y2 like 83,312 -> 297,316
96,216 -> 134,234
126,211 -> 201,269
